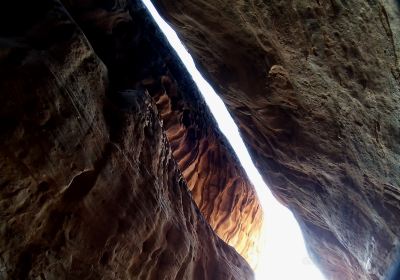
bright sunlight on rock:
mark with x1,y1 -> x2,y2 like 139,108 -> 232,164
0,0 -> 399,279
142,1 -> 325,279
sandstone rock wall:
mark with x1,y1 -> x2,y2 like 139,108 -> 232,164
61,0 -> 263,265
0,0 -> 254,278
146,77 -> 262,264
153,0 -> 400,279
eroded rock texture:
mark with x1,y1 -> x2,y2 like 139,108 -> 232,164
62,0 -> 263,266
153,0 -> 400,279
0,0 -> 254,279
146,77 -> 262,264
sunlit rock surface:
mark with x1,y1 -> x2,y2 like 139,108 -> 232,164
0,0 -> 254,279
146,76 -> 262,264
153,0 -> 400,279
63,0 -> 263,266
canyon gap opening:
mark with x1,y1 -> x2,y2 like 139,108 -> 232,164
141,1 -> 326,279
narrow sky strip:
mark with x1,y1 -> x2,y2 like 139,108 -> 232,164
141,1 -> 326,279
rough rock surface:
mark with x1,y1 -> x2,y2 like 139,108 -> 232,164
0,0 -> 254,279
153,0 -> 400,279
62,0 -> 263,265
146,77 -> 262,264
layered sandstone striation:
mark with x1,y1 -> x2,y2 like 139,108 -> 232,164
153,0 -> 400,279
0,0 -> 254,279
146,77 -> 262,264
62,0 -> 263,265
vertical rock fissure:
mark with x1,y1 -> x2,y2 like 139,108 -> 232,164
141,1 -> 326,279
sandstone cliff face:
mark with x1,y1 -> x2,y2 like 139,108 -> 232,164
62,0 -> 263,266
147,78 -> 262,264
153,0 -> 400,279
0,0 -> 254,279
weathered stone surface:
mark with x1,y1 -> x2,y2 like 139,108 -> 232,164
62,0 -> 263,266
153,0 -> 400,279
0,1 -> 253,279
146,76 -> 262,265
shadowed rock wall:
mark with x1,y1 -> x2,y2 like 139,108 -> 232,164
0,0 -> 254,278
61,0 -> 263,265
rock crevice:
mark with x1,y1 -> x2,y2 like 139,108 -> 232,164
153,0 -> 400,278
0,0 -> 256,278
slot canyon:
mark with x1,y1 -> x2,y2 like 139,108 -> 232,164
0,0 -> 399,279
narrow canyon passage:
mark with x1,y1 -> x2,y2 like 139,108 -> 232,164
0,1 -> 256,279
142,0 -> 325,279
0,0 -> 399,279
147,0 -> 400,279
